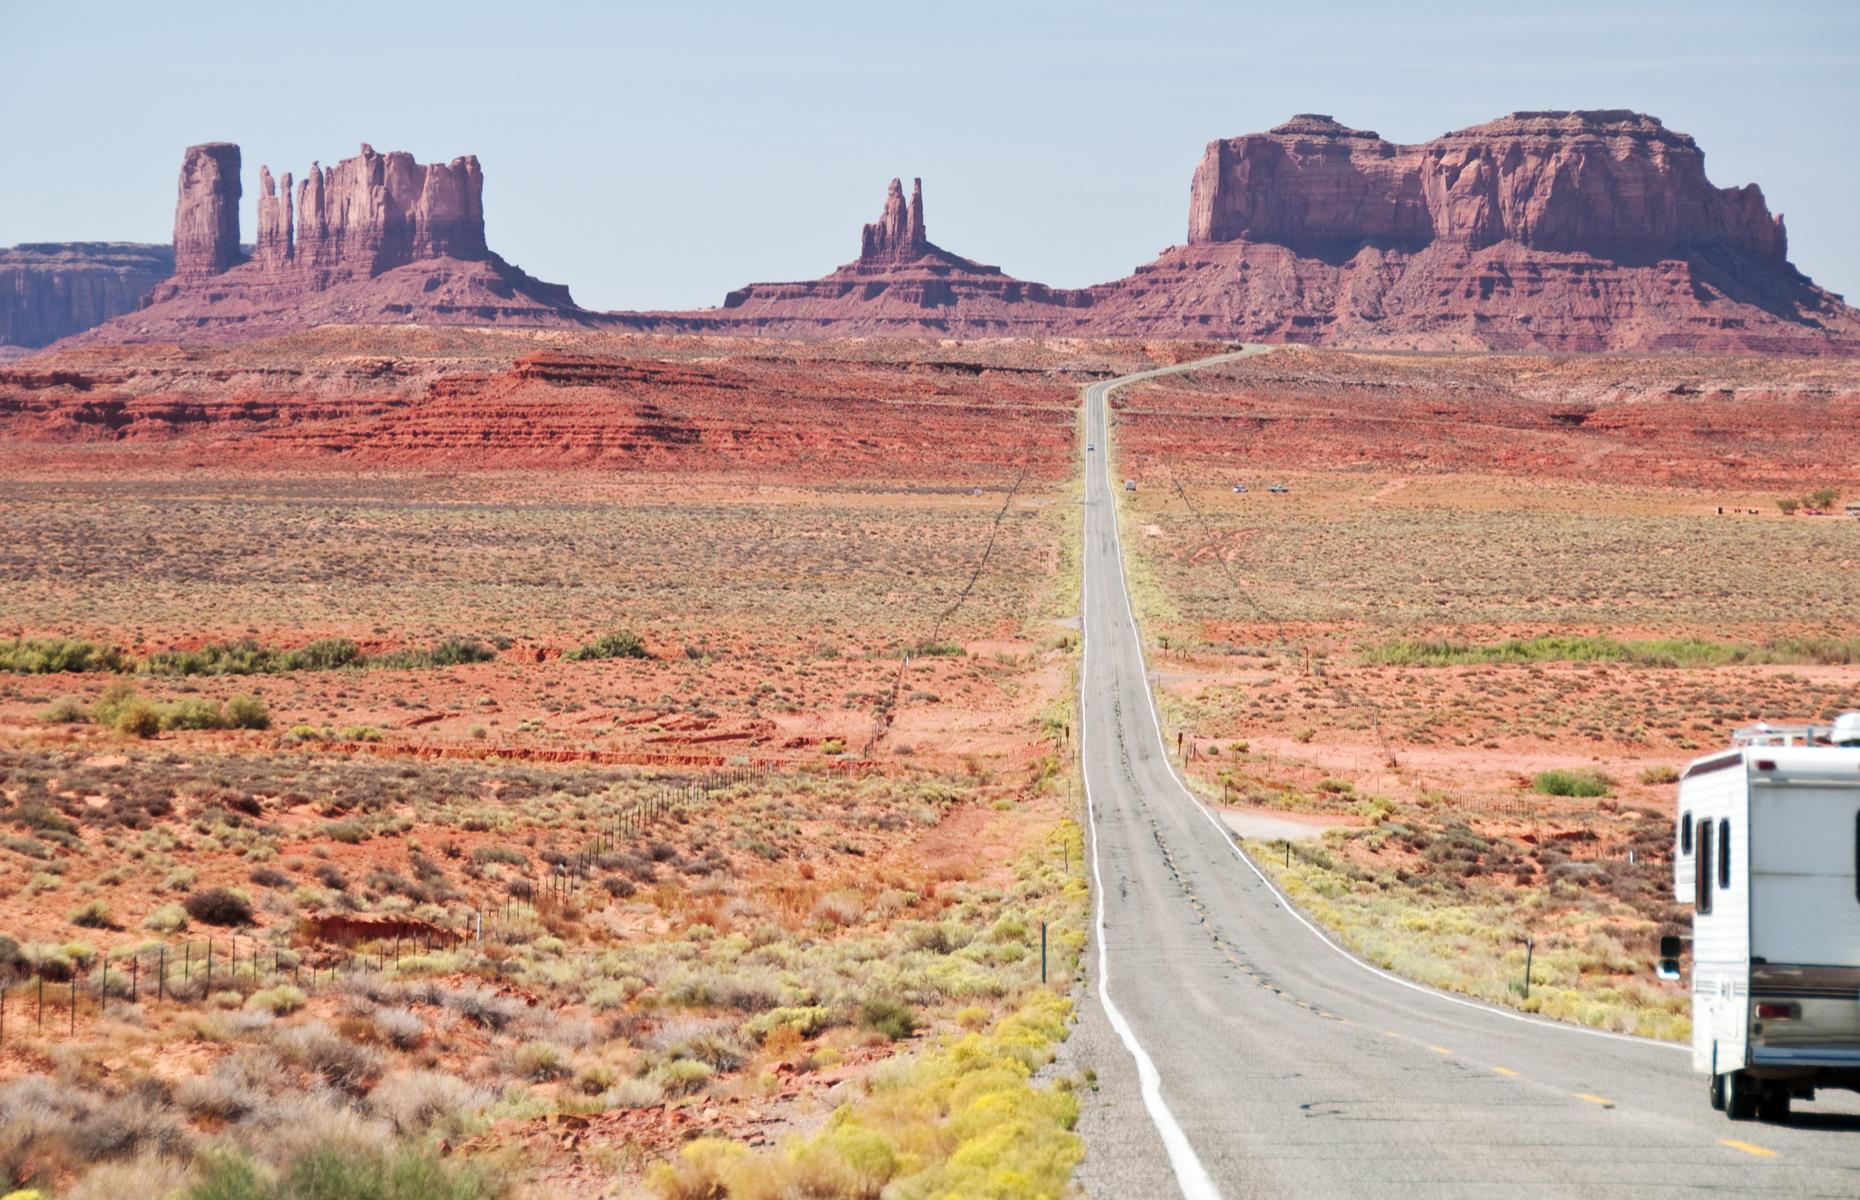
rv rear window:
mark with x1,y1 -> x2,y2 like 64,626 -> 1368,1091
1718,818 -> 1731,890
1680,812 -> 1692,854
1696,821 -> 1713,915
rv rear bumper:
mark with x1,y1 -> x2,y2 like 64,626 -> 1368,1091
1750,1045 -> 1860,1068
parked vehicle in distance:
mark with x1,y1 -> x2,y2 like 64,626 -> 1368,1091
1087,443 -> 1095,451
1123,479 -> 1136,492
1662,713 -> 1860,1121
1268,484 -> 1289,493
1233,484 -> 1247,493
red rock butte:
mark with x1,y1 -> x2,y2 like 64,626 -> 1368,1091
1186,112 -> 1785,259
72,142 -> 591,345
1090,110 -> 1850,352
638,176 -> 1089,335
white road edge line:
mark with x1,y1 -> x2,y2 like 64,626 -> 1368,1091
1091,356 -> 1687,1054
1081,381 -> 1223,1200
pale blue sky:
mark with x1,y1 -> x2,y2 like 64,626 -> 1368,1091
3,0 -> 1855,311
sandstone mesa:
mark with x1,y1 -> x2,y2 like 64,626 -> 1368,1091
67,142 -> 588,346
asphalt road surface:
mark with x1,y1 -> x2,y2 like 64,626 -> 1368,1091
1070,350 -> 1860,1198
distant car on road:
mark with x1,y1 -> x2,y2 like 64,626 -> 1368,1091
1268,484 -> 1289,493
1124,479 -> 1136,492
1087,443 -> 1095,452
1232,484 -> 1247,493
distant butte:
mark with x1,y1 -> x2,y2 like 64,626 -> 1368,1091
640,176 -> 1090,336
0,242 -> 174,352
69,143 -> 593,346
1080,108 -> 1847,353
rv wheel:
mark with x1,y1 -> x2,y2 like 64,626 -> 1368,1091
1723,1071 -> 1757,1121
1709,1072 -> 1725,1112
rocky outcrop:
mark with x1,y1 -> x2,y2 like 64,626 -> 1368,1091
77,143 -> 589,345
172,143 -> 243,278
290,145 -> 490,275
0,243 -> 175,349
1186,111 -> 1787,260
639,177 -> 1092,336
255,166 -> 293,269
859,178 -> 929,265
1071,110 -> 1852,351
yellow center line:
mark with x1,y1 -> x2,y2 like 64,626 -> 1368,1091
1428,1045 -> 1452,1055
1718,1139 -> 1777,1158
1492,1066 -> 1518,1077
1384,1030 -> 1402,1039
1575,1093 -> 1615,1108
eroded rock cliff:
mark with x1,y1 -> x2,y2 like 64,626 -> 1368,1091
172,143 -> 242,278
84,143 -> 588,344
0,243 -> 175,350
1187,111 -> 1786,260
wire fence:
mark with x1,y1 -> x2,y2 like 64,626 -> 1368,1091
0,763 -> 775,1045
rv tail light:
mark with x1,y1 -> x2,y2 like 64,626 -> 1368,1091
1755,1003 -> 1799,1020
1755,759 -> 1777,771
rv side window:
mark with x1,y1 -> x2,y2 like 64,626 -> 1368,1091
1718,818 -> 1731,890
1696,821 -> 1713,914
1680,812 -> 1692,854
1855,813 -> 1860,905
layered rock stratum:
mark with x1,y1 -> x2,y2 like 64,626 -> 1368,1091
0,242 -> 175,352
74,143 -> 589,344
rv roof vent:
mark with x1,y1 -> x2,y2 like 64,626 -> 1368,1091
1834,712 -> 1860,746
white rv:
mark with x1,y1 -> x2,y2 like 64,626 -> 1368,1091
1664,713 -> 1860,1121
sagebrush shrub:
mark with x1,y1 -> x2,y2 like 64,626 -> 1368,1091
142,903 -> 189,933
246,986 -> 306,1015
370,1070 -> 488,1137
39,696 -> 90,724
69,900 -> 115,930
858,997 -> 922,1041
1533,768 -> 1614,798
183,887 -> 254,926
565,631 -> 648,661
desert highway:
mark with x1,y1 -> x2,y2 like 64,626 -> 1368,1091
1070,350 -> 1860,1198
